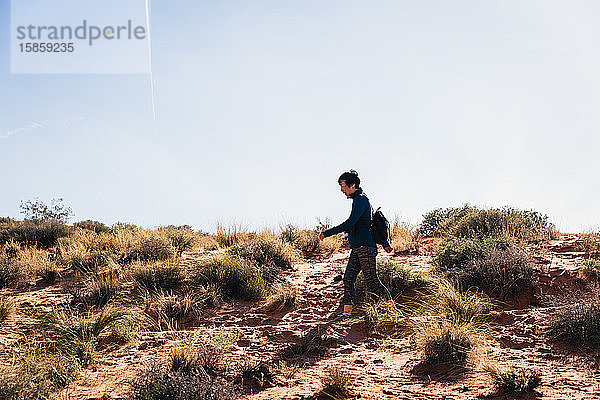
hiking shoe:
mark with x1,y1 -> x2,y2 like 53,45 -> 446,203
331,312 -> 352,324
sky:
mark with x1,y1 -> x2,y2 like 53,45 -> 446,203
1,0 -> 599,233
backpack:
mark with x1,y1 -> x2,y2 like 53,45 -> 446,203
370,207 -> 390,246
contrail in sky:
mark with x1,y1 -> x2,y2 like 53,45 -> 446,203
145,0 -> 157,132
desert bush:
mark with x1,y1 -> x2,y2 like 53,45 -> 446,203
485,365 -> 541,394
421,281 -> 494,326
215,223 -> 253,248
130,362 -> 239,400
169,345 -> 205,374
1,240 -> 20,258
420,204 -> 476,238
160,227 -> 196,255
421,205 -> 556,242
356,259 -> 429,302
73,272 -> 121,308
261,283 -> 297,312
37,262 -> 60,284
0,255 -> 24,289
360,298 -> 404,332
281,225 -> 342,258
547,302 -> 600,347
450,246 -> 535,300
416,320 -> 474,366
39,304 -> 148,366
133,262 -> 185,293
73,220 -> 110,233
196,235 -> 219,251
579,231 -> 600,259
281,326 -> 337,358
390,218 -> 420,253
0,351 -> 80,400
70,249 -> 113,275
145,291 -> 203,329
0,296 -> 14,322
0,220 -> 71,248
579,259 -> 600,281
318,365 -> 352,399
433,236 -> 513,271
125,234 -> 175,263
236,356 -> 274,390
228,237 -> 296,282
191,255 -> 269,301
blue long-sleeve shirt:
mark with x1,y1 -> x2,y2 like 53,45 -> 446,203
322,188 -> 377,249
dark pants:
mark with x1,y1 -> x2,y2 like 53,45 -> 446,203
342,246 -> 392,305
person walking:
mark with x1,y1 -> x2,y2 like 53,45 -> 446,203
319,169 -> 393,322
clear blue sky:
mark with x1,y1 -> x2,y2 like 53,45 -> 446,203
1,0 -> 599,233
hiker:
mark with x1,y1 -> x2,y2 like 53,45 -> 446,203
319,169 -> 393,322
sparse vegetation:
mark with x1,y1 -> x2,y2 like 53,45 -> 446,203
261,282 -> 297,311
390,217 -> 420,253
0,350 -> 80,400
281,326 -> 337,358
280,225 -> 342,258
416,320 -> 475,366
130,362 -> 239,400
227,237 -> 297,281
579,258 -> 600,281
190,255 -> 269,301
485,365 -> 541,394
0,296 -> 14,322
133,262 -> 185,293
73,220 -> 110,233
421,205 -> 557,242
318,364 -> 352,399
547,301 -> 600,347
356,259 -> 429,302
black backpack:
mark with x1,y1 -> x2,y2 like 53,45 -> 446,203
370,207 -> 390,246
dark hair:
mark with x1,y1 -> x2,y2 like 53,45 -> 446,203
338,169 -> 360,189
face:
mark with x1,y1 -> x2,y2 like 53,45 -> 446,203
339,180 -> 356,198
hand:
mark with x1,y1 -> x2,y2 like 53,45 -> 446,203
319,232 -> 325,241
384,246 -> 393,253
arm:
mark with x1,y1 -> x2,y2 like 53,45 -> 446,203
322,197 -> 367,238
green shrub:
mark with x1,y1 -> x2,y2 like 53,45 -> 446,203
126,236 -> 175,263
0,220 -> 71,248
191,255 -> 269,301
418,321 -> 474,366
421,205 -> 556,242
451,246 -> 535,300
280,225 -> 341,258
39,305 -> 148,366
228,238 -> 296,282
547,302 -> 600,347
281,326 -> 337,357
356,259 -> 429,302
73,220 -> 110,233
133,262 -> 185,293
420,204 -> 475,238
433,236 -> 512,271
